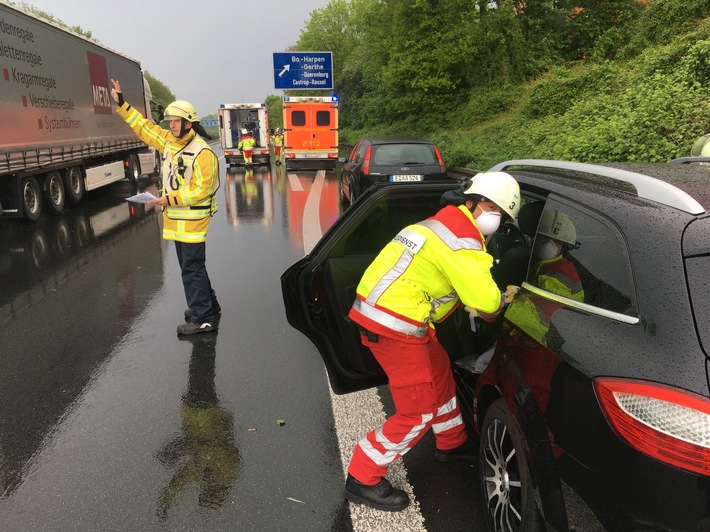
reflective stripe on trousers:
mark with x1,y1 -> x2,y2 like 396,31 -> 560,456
347,334 -> 467,485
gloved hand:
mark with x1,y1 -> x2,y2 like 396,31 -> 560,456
502,285 -> 520,305
465,285 -> 520,323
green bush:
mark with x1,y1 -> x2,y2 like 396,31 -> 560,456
340,2 -> 710,168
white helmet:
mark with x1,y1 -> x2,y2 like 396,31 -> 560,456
461,171 -> 520,221
538,210 -> 576,245
241,128 -> 248,135
163,100 -> 198,122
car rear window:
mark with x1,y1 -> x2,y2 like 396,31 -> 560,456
291,110 -> 306,127
316,110 -> 331,127
372,144 -> 436,166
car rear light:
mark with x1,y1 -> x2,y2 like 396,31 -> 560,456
286,153 -> 295,159
362,146 -> 372,174
225,151 -> 234,156
434,145 -> 446,173
594,377 -> 710,476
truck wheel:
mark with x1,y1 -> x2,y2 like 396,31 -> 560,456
22,176 -> 42,223
126,154 -> 140,184
63,167 -> 84,204
479,399 -> 545,532
44,171 -> 65,215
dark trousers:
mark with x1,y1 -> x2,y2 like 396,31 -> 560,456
175,241 -> 218,323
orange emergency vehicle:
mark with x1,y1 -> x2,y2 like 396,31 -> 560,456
282,96 -> 339,168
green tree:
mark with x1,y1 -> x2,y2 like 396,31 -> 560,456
561,0 -> 645,59
144,72 -> 175,122
265,95 -> 283,132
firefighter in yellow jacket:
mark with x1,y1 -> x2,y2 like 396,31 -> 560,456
344,172 -> 521,511
110,79 -> 221,335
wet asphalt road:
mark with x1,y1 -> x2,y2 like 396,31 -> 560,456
0,154 -> 482,531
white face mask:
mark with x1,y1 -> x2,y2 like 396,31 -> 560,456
475,211 -> 502,236
535,238 -> 561,260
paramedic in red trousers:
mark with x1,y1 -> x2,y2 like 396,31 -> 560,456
110,79 -> 221,336
237,129 -> 256,167
345,172 -> 521,511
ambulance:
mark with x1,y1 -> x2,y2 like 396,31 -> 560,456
218,103 -> 270,166
282,96 -> 339,168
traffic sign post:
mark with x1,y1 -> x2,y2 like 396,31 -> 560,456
273,52 -> 333,90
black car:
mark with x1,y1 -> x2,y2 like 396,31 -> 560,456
339,137 -> 448,205
281,159 -> 710,531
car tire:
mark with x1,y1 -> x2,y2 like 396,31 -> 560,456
479,398 -> 545,532
340,182 -> 350,208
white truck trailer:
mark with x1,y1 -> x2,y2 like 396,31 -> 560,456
218,103 -> 270,166
0,1 -> 159,222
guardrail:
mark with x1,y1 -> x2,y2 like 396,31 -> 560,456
447,166 -> 479,180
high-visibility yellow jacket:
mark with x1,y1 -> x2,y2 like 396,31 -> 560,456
505,254 -> 585,345
238,135 -> 256,151
116,102 -> 219,243
349,204 -> 503,341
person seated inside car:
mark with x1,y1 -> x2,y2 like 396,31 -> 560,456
464,209 -> 585,373
505,209 -> 585,347
491,200 -> 545,289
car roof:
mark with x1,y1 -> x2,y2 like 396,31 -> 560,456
597,162 -> 710,211
490,159 -> 706,215
363,137 -> 436,145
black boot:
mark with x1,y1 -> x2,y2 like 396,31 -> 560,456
344,474 -> 409,511
434,439 -> 479,463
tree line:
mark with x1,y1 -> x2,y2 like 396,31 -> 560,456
286,0 -> 710,165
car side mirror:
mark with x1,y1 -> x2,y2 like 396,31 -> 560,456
338,156 -> 346,163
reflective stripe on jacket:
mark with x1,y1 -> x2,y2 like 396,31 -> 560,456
348,204 -> 503,341
116,102 -> 219,243
505,255 -> 585,345
238,136 -> 256,150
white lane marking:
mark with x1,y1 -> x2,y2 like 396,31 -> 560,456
330,386 -> 426,531
302,177 -> 426,532
289,173 -> 304,192
302,170 -> 325,253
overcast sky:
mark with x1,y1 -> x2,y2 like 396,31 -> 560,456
21,0 -> 333,117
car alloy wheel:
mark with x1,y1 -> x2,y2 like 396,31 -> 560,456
479,398 -> 543,532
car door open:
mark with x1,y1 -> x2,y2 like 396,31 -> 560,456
281,182 -> 457,394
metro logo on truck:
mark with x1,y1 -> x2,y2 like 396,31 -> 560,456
86,51 -> 112,115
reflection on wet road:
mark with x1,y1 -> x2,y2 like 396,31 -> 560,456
0,156 -> 476,531
0,186 -> 164,499
0,160 -> 350,530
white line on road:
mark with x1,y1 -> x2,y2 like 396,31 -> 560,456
302,170 -> 325,253
302,173 -> 426,532
288,172 -> 304,192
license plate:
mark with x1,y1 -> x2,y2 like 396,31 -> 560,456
304,153 -> 322,158
390,175 -> 423,182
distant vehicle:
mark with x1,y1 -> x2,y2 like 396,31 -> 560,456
0,1 -> 160,223
282,96 -> 338,169
339,137 -> 448,205
218,103 -> 270,166
282,159 -> 710,532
